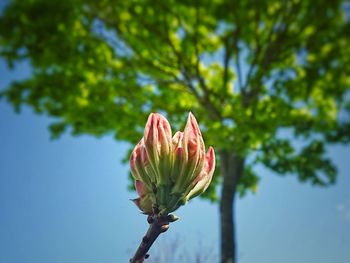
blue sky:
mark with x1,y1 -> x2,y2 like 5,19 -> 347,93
1,58 -> 350,263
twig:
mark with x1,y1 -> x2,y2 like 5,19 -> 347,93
130,212 -> 179,263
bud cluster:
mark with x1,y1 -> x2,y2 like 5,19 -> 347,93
130,112 -> 215,215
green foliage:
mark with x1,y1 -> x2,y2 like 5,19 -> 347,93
1,0 -> 350,199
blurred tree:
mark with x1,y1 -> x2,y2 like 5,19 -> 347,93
1,0 -> 350,262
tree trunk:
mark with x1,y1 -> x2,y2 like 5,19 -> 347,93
220,151 -> 245,263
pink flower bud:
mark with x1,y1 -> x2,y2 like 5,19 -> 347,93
143,113 -> 172,184
173,113 -> 205,192
184,112 -> 206,175
130,112 -> 215,214
144,113 -> 172,156
135,180 -> 146,197
133,180 -> 153,214
130,139 -> 154,186
186,147 -> 216,200
171,131 -> 184,180
130,140 -> 144,181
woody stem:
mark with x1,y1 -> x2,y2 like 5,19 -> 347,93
129,213 -> 178,263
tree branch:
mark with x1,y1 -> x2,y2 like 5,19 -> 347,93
159,9 -> 222,120
243,2 -> 301,107
130,213 -> 179,263
223,37 -> 231,89
191,1 -> 222,120
229,3 -> 244,93
92,3 -> 222,120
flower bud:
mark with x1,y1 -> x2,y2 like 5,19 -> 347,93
143,113 -> 172,184
130,112 -> 215,215
173,112 -> 205,193
185,147 -> 216,200
130,139 -> 153,186
132,195 -> 153,214
132,180 -> 154,214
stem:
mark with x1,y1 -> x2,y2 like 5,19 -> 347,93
130,213 -> 178,263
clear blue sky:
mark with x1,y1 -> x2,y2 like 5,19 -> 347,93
1,13 -> 350,263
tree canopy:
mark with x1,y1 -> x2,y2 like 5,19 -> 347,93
1,0 -> 350,198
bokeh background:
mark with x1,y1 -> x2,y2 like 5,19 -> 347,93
1,0 -> 350,262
